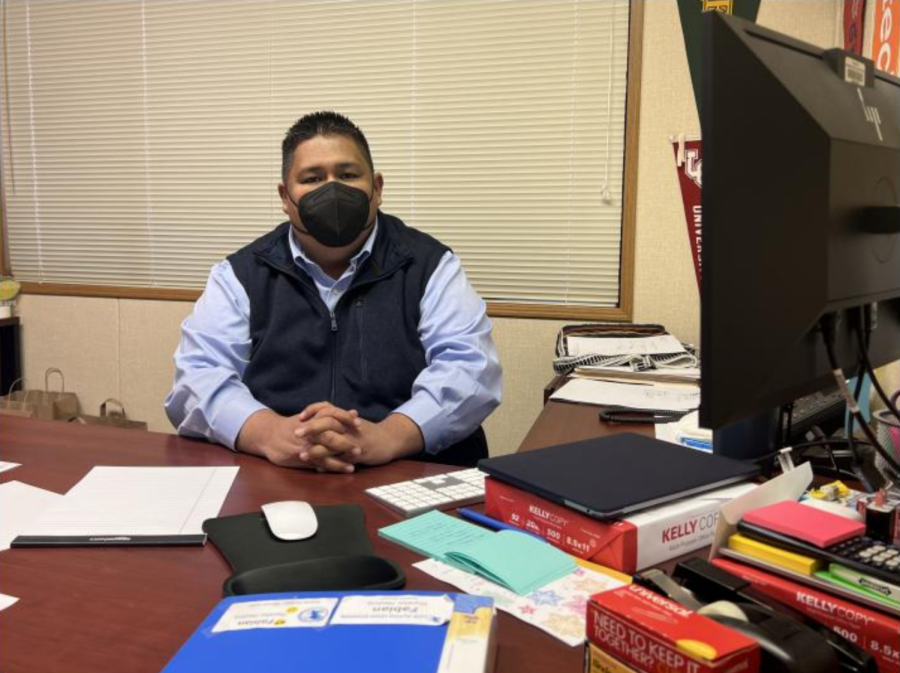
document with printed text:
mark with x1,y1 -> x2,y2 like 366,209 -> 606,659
13,466 -> 238,547
550,378 -> 700,412
566,334 -> 687,357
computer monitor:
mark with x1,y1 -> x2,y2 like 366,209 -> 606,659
699,12 -> 900,460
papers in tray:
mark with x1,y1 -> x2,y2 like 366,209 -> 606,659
550,378 -> 699,412
573,366 -> 701,386
12,466 -> 239,547
566,334 -> 687,357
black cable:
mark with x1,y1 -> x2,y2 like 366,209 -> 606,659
847,356 -> 866,438
847,306 -> 871,439
754,437 -> 881,464
808,426 -> 841,474
781,403 -> 793,449
800,464 -> 866,483
789,437 -> 880,451
821,314 -> 900,476
826,441 -> 841,473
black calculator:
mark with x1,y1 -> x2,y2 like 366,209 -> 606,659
737,520 -> 900,587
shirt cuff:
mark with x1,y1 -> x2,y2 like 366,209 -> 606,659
209,392 -> 269,450
393,393 -> 447,455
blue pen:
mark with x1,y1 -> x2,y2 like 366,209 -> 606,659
458,508 -> 546,541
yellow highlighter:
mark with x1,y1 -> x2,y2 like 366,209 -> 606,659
727,532 -> 823,576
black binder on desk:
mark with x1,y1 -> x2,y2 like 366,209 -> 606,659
478,432 -> 759,520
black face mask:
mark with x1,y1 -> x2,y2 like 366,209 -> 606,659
295,181 -> 374,248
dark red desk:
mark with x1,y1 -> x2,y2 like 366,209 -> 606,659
0,416 -> 594,673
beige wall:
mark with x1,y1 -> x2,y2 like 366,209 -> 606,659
12,1 -> 848,454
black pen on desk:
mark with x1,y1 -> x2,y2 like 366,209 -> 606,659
458,508 -> 546,541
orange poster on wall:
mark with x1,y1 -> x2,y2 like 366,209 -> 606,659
872,0 -> 900,75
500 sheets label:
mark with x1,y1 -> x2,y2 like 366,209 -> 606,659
212,598 -> 338,632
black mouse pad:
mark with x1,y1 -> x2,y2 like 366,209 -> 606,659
223,555 -> 406,596
203,504 -> 373,574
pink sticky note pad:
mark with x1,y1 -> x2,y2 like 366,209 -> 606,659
742,500 -> 865,548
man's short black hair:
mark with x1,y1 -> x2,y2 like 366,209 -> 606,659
281,111 -> 374,183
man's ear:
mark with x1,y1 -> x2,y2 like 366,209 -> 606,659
278,182 -> 291,216
373,172 -> 384,208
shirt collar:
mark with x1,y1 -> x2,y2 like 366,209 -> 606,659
288,217 -> 379,275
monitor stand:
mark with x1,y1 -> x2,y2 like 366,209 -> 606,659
712,409 -> 779,464
712,407 -> 888,491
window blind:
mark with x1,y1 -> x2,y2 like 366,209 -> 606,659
1,0 -> 632,308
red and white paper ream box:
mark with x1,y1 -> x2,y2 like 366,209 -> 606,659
712,557 -> 900,673
484,477 -> 756,574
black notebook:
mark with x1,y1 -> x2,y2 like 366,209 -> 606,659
478,433 -> 759,520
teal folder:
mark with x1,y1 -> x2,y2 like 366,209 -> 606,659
162,591 -> 495,673
379,511 -> 576,595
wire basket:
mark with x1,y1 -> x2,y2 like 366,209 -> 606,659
872,408 -> 900,489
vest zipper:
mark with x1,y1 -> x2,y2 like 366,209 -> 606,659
330,310 -> 338,402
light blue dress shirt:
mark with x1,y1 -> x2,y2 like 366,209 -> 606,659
165,221 -> 502,455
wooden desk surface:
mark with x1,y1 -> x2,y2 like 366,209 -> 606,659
0,416 -> 587,673
518,400 -> 653,452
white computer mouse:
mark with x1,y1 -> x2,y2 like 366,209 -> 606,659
261,501 -> 318,541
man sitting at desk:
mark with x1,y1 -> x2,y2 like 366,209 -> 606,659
165,111 -> 501,472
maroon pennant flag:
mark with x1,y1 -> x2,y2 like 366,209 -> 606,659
672,137 -> 703,291
844,0 -> 867,55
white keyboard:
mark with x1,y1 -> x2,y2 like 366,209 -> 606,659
365,468 -> 486,518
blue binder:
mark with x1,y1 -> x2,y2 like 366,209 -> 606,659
162,591 -> 495,673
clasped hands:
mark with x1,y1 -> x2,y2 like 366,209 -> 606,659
237,402 -> 424,472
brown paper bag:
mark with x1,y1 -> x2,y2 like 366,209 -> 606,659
0,379 -> 35,417
2,368 -> 81,421
72,398 -> 147,431
0,379 -> 35,418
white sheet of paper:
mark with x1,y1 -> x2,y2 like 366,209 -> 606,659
566,334 -> 686,357
0,593 -> 19,611
415,558 -> 626,647
655,420 -> 682,445
0,461 -> 21,473
20,466 -> 238,538
655,411 -> 711,448
0,481 -> 64,550
550,378 -> 700,412
576,366 -> 701,380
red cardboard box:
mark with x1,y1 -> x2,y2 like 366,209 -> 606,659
587,584 -> 760,673
712,558 -> 900,673
484,476 -> 755,574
